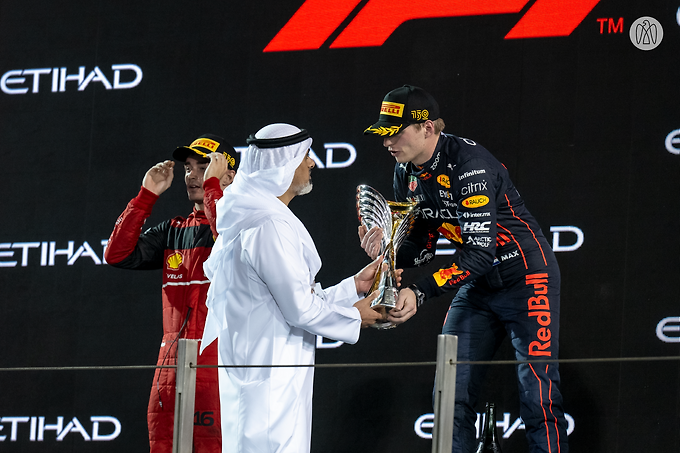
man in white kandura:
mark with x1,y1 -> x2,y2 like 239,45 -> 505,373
200,123 -> 384,453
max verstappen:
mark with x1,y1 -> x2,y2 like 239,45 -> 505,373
360,85 -> 568,453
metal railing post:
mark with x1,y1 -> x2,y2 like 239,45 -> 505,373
172,339 -> 198,453
431,334 -> 458,453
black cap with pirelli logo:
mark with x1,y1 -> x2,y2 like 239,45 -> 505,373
364,85 -> 440,137
173,134 -> 239,170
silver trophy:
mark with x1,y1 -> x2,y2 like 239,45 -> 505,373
356,185 -> 418,329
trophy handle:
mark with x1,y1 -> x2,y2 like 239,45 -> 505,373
370,245 -> 398,309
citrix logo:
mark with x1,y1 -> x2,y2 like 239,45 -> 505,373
460,180 -> 488,196
1,64 -> 142,95
264,0 -> 602,52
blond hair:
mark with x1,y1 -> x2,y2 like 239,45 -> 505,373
412,118 -> 446,134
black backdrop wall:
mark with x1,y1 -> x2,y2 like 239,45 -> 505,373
1,1 -> 679,451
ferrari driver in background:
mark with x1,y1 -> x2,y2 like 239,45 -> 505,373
105,135 -> 237,453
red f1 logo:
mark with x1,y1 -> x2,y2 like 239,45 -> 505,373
264,0 -> 601,52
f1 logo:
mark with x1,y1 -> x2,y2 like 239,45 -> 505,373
264,0 -> 602,52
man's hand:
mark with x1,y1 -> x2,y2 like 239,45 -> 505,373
142,160 -> 175,196
358,225 -> 383,259
387,287 -> 417,325
354,255 -> 382,294
353,291 -> 385,328
354,255 -> 403,295
204,152 -> 229,182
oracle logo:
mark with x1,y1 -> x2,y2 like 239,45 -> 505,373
264,0 -> 602,52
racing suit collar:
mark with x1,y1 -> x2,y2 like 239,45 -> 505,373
190,207 -> 208,221
407,133 -> 445,175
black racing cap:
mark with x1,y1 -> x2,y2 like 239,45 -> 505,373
173,134 -> 239,170
364,85 -> 440,137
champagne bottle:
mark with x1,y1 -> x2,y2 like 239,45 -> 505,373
475,402 -> 502,453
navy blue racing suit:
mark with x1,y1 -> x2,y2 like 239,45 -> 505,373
394,133 -> 568,453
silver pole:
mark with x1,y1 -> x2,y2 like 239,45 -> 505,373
172,339 -> 198,453
431,334 -> 458,453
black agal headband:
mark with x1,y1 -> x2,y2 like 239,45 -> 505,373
246,129 -> 310,148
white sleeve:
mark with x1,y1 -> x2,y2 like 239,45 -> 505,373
246,219 -> 362,344
319,276 -> 361,309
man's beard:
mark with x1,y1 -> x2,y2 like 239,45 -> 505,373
296,179 -> 313,196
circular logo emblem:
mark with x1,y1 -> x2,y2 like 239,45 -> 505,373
629,16 -> 663,51
436,174 -> 450,188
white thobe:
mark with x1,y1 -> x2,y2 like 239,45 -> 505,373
204,200 -> 361,453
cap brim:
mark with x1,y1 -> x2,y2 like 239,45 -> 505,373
363,121 -> 407,137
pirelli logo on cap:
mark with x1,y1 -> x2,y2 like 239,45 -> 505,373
380,101 -> 404,118
190,138 -> 220,152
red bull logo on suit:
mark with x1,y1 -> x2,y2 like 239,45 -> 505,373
526,273 -> 552,357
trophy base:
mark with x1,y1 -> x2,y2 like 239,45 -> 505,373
371,321 -> 397,330
370,305 -> 396,329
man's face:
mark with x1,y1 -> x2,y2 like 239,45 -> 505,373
184,155 -> 210,204
290,150 -> 315,196
382,124 -> 429,165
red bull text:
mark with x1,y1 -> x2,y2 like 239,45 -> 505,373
526,273 -> 552,357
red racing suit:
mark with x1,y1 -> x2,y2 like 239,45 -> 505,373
105,177 -> 224,453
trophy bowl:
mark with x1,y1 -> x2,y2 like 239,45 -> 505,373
356,185 -> 418,329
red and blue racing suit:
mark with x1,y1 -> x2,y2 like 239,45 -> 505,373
394,133 -> 568,453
